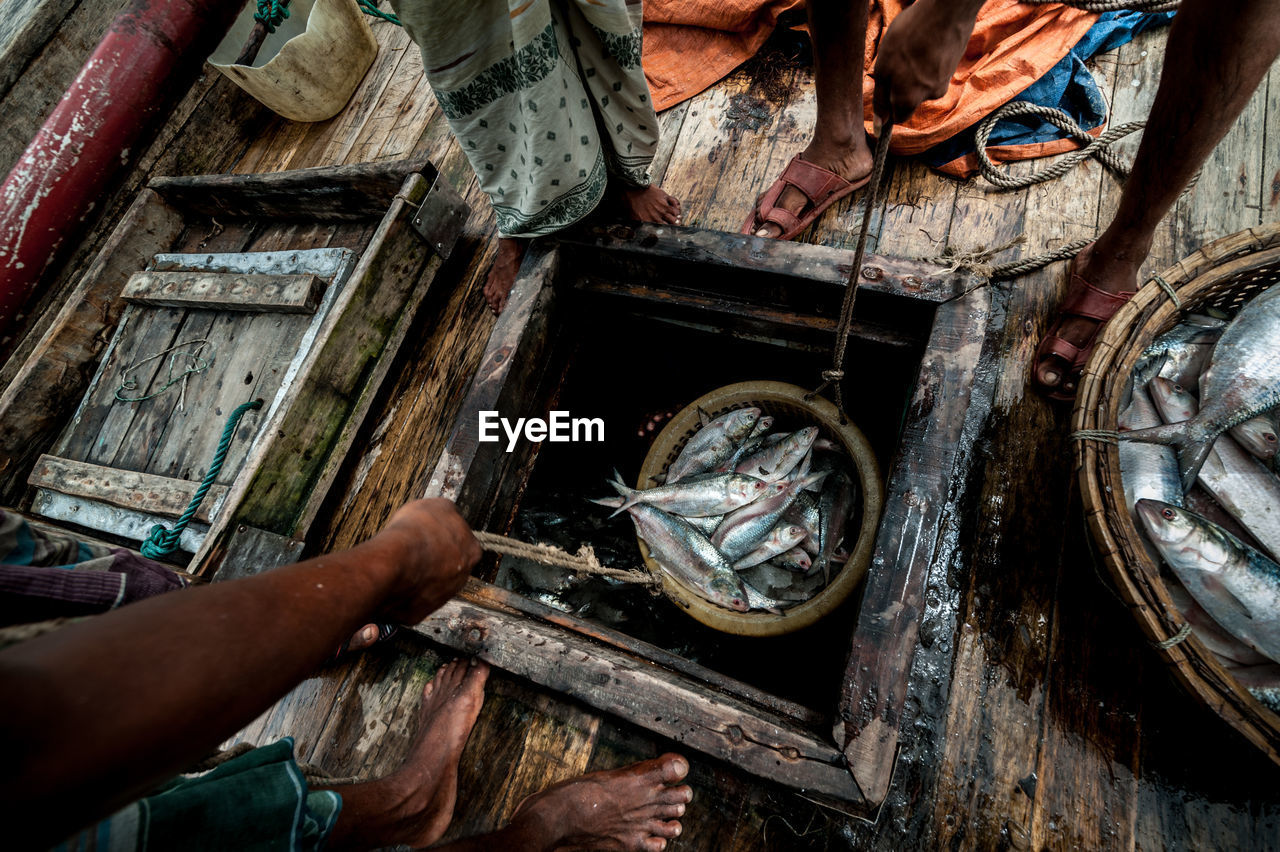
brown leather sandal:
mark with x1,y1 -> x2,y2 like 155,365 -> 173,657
741,154 -> 872,240
1034,244 -> 1135,402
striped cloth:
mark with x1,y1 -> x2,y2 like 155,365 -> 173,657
392,0 -> 660,238
0,511 -> 186,628
55,739 -> 342,852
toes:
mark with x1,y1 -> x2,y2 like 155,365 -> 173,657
654,802 -> 685,819
463,658 -> 490,689
345,623 -> 380,653
640,837 -> 667,852
654,754 -> 689,784
649,819 -> 682,839
659,784 -> 693,804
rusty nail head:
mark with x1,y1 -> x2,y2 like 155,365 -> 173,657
238,524 -> 246,533
861,265 -> 884,281
904,275 -> 924,290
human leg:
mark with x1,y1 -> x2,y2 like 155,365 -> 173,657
322,658 -> 489,850
1034,0 -> 1280,396
744,0 -> 874,240
436,753 -> 692,852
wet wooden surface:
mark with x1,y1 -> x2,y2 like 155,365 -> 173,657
7,12 -> 1280,850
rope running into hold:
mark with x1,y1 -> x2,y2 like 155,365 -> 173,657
140,400 -> 264,560
472,530 -> 660,588
809,124 -> 895,420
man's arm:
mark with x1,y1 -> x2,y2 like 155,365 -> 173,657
0,498 -> 479,844
872,0 -> 988,127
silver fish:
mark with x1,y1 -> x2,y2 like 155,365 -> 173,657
1133,315 -> 1225,393
740,563 -> 825,605
715,416 -> 776,473
769,547 -> 813,573
1165,581 -> 1269,666
783,491 -> 821,552
741,578 -> 785,613
733,523 -> 808,570
1149,377 -> 1280,561
1230,414 -> 1279,462
1117,384 -> 1182,550
593,470 -> 768,518
1224,663 -> 1280,712
1124,287 -> 1280,490
735,426 -> 819,483
667,407 -> 761,484
713,471 -> 827,560
626,503 -> 749,612
683,514 -> 723,536
1136,499 -> 1280,662
815,470 -> 856,582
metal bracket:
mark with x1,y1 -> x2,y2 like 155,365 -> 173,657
411,173 -> 470,260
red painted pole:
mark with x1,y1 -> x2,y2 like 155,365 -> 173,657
0,0 -> 243,344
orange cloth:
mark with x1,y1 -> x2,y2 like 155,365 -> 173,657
642,0 -> 1099,155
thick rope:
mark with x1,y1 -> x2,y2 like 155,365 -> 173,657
357,0 -> 401,25
975,101 -> 1144,190
1156,621 -> 1193,649
1070,428 -> 1121,445
809,125 -> 895,420
253,0 -> 289,33
1025,0 -> 1179,10
140,400 -> 264,560
472,530 -> 659,587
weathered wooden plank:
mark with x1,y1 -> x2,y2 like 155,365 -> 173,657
572,277 -> 922,351
0,0 -> 81,103
559,222 -> 977,304
414,596 -> 866,804
149,158 -> 435,221
121,271 -> 325,313
836,286 -> 994,808
28,455 -> 227,523
464,580 -> 824,728
196,172 -> 447,574
0,190 -> 184,503
423,243 -> 562,521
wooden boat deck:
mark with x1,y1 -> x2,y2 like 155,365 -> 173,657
5,7 -> 1280,848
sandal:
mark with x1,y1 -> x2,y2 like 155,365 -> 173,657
1033,244 -> 1135,402
741,154 -> 872,240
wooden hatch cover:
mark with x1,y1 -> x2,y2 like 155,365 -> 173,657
3,159 -> 469,578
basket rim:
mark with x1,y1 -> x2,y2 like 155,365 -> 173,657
636,380 -> 884,637
1074,222 -> 1280,764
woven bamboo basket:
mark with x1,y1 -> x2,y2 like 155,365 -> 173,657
638,381 -> 883,637
1075,222 -> 1280,765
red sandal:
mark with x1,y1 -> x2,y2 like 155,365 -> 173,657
741,154 -> 872,240
1033,244 -> 1135,402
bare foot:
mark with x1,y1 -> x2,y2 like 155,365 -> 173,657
502,753 -> 692,852
1034,240 -> 1143,397
751,137 -> 873,239
485,238 -> 529,315
340,622 -> 391,655
324,658 -> 489,850
613,184 -> 682,226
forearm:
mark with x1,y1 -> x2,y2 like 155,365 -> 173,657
0,534 -> 401,839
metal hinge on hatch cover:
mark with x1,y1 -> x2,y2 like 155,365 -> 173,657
412,173 -> 470,260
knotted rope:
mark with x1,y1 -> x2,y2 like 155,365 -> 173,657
472,530 -> 660,588
115,339 -> 213,408
975,102 -> 1144,191
140,400 -> 263,560
253,0 -> 290,33
809,124 -> 895,420
356,0 -> 401,25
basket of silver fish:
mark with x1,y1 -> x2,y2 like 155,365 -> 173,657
594,380 -> 884,637
1075,222 -> 1280,765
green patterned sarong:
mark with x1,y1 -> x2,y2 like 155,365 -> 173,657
392,0 -> 660,238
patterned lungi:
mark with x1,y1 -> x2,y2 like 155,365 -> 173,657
392,0 -> 660,238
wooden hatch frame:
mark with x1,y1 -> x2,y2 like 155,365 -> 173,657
417,223 -> 999,813
0,159 -> 468,579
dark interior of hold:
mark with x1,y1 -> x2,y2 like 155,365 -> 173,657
479,258 -> 932,719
